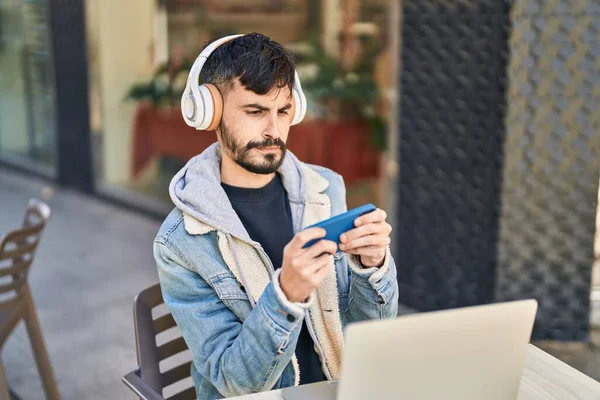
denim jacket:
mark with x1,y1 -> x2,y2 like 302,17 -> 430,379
154,143 -> 399,399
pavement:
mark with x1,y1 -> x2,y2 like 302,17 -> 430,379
1,169 -> 160,399
0,167 -> 598,399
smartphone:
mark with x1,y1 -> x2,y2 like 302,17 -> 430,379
303,203 -> 377,249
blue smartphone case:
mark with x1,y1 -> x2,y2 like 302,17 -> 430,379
303,203 -> 377,249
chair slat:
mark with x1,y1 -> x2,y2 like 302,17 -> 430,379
154,313 -> 177,334
0,260 -> 31,279
0,242 -> 37,261
0,296 -> 25,312
161,361 -> 192,387
158,337 -> 188,361
0,276 -> 26,295
167,386 -> 196,400
3,225 -> 42,243
139,284 -> 165,309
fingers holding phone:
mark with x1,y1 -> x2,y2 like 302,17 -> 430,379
339,208 -> 392,268
279,228 -> 337,303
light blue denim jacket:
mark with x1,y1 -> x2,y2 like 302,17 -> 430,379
154,143 -> 399,399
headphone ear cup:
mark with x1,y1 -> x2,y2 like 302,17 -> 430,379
196,85 -> 215,130
181,86 -> 200,127
289,91 -> 297,125
291,88 -> 302,126
204,84 -> 223,131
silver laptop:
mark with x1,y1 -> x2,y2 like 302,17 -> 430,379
282,299 -> 537,400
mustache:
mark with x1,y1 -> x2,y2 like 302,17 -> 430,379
246,138 -> 286,151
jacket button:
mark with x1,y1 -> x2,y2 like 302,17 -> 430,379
287,314 -> 296,323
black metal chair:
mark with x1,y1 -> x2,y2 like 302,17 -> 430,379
122,284 -> 195,400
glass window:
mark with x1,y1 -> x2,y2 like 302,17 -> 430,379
87,0 -> 395,211
0,0 -> 56,174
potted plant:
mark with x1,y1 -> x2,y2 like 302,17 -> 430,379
124,51 -> 191,110
293,33 -> 388,184
124,53 -> 217,180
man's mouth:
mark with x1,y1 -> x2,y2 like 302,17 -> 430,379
258,146 -> 281,151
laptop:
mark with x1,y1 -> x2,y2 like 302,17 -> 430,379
281,299 -> 537,400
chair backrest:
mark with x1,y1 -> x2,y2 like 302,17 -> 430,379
0,199 -> 51,309
134,283 -> 195,400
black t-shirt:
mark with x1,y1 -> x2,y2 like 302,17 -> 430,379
222,174 -> 326,385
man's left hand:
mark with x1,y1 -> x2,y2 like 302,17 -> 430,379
339,208 -> 392,268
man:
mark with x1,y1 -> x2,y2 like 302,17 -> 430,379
154,33 -> 399,399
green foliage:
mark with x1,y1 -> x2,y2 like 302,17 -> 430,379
298,33 -> 388,151
123,59 -> 193,108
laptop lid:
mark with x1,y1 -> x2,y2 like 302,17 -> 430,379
337,300 -> 538,400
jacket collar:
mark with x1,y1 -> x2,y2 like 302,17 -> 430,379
181,152 -> 330,236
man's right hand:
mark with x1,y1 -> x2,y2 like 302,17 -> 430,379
279,228 -> 337,303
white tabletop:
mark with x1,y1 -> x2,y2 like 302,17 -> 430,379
229,345 -> 600,399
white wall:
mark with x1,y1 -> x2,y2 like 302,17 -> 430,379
86,0 -> 155,184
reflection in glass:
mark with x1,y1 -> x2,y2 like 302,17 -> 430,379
0,0 -> 56,172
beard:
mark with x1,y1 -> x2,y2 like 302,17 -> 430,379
219,121 -> 287,175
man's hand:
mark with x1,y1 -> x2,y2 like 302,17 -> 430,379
339,208 -> 391,268
279,228 -> 338,303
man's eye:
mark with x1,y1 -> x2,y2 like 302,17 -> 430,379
279,110 -> 289,115
247,110 -> 261,115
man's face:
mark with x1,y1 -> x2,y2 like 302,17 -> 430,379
217,79 -> 293,175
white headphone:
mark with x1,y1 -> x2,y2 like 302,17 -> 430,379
181,34 -> 307,131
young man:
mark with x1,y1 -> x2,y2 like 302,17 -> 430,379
154,33 -> 399,399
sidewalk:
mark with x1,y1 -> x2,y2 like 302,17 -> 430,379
0,169 -> 161,399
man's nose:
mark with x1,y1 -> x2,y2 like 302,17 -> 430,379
262,112 -> 280,139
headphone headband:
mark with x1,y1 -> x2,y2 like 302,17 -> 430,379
187,34 -> 243,101
182,34 -> 307,130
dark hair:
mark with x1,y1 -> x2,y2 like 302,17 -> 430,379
200,33 -> 296,98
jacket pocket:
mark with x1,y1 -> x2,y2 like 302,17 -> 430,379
208,273 -> 249,300
207,273 -> 252,319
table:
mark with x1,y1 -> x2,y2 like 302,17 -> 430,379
230,345 -> 600,399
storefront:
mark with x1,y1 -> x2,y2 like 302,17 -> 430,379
1,0 -> 397,216
82,0 -> 397,215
